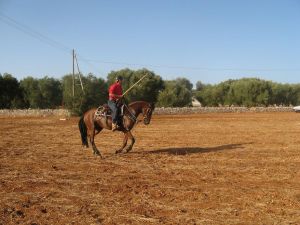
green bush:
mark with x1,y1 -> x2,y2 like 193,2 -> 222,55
157,78 -> 193,107
62,73 -> 107,115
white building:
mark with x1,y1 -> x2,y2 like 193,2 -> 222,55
293,106 -> 300,112
192,97 -> 201,107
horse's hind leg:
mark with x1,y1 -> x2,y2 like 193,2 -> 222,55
116,132 -> 128,154
90,127 -> 103,158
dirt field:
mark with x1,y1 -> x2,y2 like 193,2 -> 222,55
0,112 -> 299,225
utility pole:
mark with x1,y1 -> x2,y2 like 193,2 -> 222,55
72,49 -> 75,97
74,53 -> 85,94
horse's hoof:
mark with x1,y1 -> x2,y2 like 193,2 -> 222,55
115,150 -> 122,154
94,152 -> 103,159
93,151 -> 100,155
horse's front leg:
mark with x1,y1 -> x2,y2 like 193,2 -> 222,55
116,132 -> 128,154
125,131 -> 135,153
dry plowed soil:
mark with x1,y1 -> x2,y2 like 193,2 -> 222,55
0,113 -> 299,224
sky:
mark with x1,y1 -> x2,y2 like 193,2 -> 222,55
0,0 -> 300,86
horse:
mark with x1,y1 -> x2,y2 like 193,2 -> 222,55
78,101 -> 155,158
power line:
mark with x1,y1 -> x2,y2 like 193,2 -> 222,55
0,12 -> 72,54
75,54 -> 105,75
0,12 -> 103,75
1,12 -> 299,74
77,58 -> 300,72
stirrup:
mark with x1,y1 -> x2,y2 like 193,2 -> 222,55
112,123 -> 118,131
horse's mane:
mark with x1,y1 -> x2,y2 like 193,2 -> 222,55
128,101 -> 148,107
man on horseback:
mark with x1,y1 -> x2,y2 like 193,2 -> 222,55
108,76 -> 123,131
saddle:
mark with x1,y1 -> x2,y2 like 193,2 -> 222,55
94,104 -> 125,125
94,104 -> 111,120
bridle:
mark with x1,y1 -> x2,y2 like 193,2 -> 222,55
142,104 -> 153,124
124,103 -> 153,124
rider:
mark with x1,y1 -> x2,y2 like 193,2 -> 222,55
108,76 -> 123,131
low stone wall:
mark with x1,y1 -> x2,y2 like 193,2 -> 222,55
0,109 -> 71,117
0,107 -> 295,117
153,106 -> 294,115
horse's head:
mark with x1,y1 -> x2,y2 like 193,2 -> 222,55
142,102 -> 155,125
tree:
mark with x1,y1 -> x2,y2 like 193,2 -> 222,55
226,78 -> 272,106
270,83 -> 299,106
157,78 -> 193,107
0,73 -> 25,108
20,77 -> 43,108
196,81 -> 206,91
195,80 -> 234,106
195,78 -> 275,106
175,77 -> 193,90
80,73 -> 108,113
62,73 -> 107,115
38,76 -> 62,108
194,84 -> 214,106
292,84 -> 300,105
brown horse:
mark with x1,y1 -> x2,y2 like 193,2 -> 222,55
78,101 -> 155,158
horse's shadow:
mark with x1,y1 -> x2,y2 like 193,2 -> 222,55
139,143 -> 252,155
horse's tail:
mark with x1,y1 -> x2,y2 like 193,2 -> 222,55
78,116 -> 88,147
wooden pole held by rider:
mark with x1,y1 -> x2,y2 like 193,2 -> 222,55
122,74 -> 148,97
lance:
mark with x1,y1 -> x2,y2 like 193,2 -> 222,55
122,74 -> 148,97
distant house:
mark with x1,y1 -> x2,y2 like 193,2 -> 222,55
293,106 -> 300,112
192,97 -> 201,107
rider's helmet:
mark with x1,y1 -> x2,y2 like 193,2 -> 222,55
116,76 -> 123,81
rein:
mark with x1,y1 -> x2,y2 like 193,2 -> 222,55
123,103 -> 138,123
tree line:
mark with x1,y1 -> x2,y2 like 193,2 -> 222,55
195,78 -> 300,107
0,68 -> 193,115
1,69 -> 300,115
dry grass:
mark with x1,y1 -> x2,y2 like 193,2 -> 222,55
0,112 -> 299,224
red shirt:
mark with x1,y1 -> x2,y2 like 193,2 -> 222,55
108,82 -> 123,101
